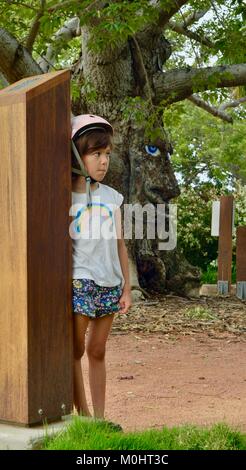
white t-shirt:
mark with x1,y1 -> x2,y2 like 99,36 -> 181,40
70,183 -> 125,288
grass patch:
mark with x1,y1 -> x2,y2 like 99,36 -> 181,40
40,417 -> 246,450
201,265 -> 236,284
201,266 -> 218,284
183,306 -> 218,321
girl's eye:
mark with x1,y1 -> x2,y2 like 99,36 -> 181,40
145,145 -> 161,157
93,152 -> 111,157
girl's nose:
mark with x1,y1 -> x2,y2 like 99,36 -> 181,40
100,154 -> 109,164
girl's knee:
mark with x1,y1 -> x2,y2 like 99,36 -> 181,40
86,343 -> 106,361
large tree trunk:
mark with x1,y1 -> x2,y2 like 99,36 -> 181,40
0,28 -> 42,81
72,26 -> 201,298
1,3 -> 246,299
5,7 -> 245,297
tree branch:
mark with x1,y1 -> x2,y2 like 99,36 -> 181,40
46,0 -> 91,13
219,96 -> 246,111
153,64 -> 246,106
2,1 -> 39,11
136,0 -> 189,45
181,9 -> 209,28
183,164 -> 210,189
37,0 -> 110,72
187,94 -> 233,123
25,0 -> 46,53
46,0 -> 105,14
151,0 -> 189,30
167,19 -> 214,48
37,16 -> 81,72
187,94 -> 246,123
0,27 -> 43,83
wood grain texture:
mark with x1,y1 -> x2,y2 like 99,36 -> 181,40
0,70 -> 73,425
0,101 -> 28,423
218,196 -> 233,289
236,226 -> 246,282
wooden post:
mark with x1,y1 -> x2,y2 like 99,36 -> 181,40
0,71 -> 73,425
236,227 -> 246,299
217,196 -> 234,295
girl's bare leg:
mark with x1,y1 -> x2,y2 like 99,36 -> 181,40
86,313 -> 115,419
73,314 -> 91,416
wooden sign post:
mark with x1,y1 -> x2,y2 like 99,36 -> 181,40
217,196 -> 234,295
236,227 -> 246,300
0,70 -> 73,425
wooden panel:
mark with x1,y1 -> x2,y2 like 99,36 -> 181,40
0,101 -> 28,423
0,70 -> 73,425
26,72 -> 73,424
236,227 -> 246,282
218,196 -> 234,289
0,71 -> 67,105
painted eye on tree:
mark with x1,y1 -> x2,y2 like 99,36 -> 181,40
145,145 -> 161,157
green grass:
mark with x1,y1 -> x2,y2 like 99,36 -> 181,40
183,306 -> 218,321
201,266 -> 218,284
40,417 -> 246,450
201,265 -> 237,284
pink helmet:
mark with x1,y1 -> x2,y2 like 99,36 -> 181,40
71,114 -> 113,141
71,114 -> 114,208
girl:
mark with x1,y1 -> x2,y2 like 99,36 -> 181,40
70,114 -> 132,420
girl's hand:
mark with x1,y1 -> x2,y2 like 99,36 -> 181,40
118,287 -> 132,314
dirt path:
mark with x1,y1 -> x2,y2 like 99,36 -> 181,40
82,296 -> 246,432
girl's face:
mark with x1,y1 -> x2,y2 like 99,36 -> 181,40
82,145 -> 111,181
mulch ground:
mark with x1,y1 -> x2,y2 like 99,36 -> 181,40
82,294 -> 246,432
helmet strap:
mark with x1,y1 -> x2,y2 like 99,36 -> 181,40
71,140 -> 88,177
71,140 -> 99,207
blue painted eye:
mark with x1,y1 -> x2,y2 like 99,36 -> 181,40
145,145 -> 161,157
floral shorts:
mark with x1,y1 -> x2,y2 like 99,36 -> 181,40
72,278 -> 123,319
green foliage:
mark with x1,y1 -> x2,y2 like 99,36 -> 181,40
86,1 -> 159,53
121,96 -> 149,125
80,78 -> 98,104
0,0 -> 245,114
173,181 -> 246,271
234,181 -> 246,226
41,417 -> 246,450
70,79 -> 81,101
183,306 -> 218,320
165,100 -> 246,185
164,0 -> 245,83
201,261 -> 237,284
213,11 -> 246,64
174,184 -> 220,270
121,97 -> 169,142
0,1 -> 65,53
0,0 -> 244,72
201,263 -> 218,284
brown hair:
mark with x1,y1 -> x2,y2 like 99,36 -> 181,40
72,129 -> 113,174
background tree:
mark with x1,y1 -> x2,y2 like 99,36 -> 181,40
0,0 -> 245,297
164,99 -> 246,282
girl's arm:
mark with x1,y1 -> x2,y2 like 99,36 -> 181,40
118,236 -> 131,292
115,208 -> 132,313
